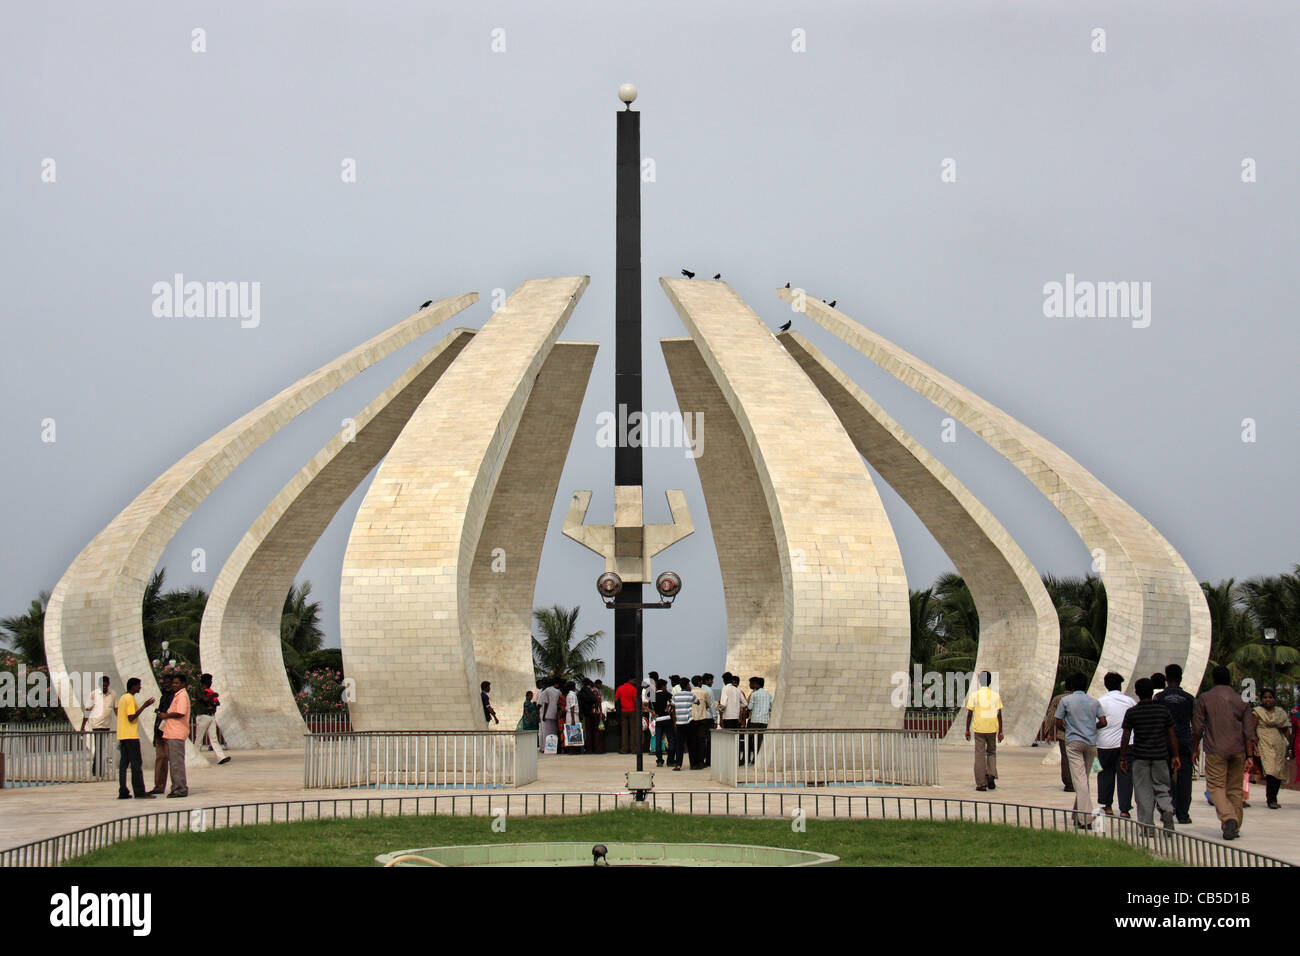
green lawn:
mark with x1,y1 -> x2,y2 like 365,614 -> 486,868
68,809 -> 1176,866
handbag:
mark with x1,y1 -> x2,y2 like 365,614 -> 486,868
564,723 -> 585,747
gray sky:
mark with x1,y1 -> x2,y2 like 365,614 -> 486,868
3,1 -> 1296,679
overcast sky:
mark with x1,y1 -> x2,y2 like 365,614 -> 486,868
3,1 -> 1296,679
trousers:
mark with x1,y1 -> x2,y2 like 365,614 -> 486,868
1096,747 -> 1132,812
117,740 -> 146,797
1065,740 -> 1095,825
973,732 -> 998,787
1130,757 -> 1174,825
1204,753 -> 1246,832
165,738 -> 188,795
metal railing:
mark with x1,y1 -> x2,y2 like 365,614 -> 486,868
303,730 -> 537,789
902,708 -> 960,736
710,728 -> 939,787
304,713 -> 352,734
0,729 -> 116,785
0,719 -> 74,734
0,790 -> 1288,868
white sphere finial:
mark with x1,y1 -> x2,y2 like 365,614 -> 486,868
618,83 -> 638,107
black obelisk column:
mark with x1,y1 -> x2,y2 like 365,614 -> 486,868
615,103 -> 644,770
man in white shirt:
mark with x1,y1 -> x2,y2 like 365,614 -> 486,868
1096,671 -> 1136,817
80,675 -> 117,777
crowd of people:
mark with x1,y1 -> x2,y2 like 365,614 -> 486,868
1016,663 -> 1294,839
507,671 -> 773,770
95,671 -> 230,801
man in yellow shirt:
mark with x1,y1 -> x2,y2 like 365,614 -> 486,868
964,671 -> 1004,792
115,678 -> 156,800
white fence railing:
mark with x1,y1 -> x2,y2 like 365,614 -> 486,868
0,729 -> 116,785
303,730 -> 537,789
710,728 -> 939,787
303,713 -> 352,734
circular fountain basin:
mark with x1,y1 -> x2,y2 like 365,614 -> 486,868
376,841 -> 838,867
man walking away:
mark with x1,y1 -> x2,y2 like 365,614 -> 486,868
1120,678 -> 1179,831
1158,663 -> 1196,823
1055,672 -> 1107,827
964,670 -> 1003,791
1193,666 -> 1257,840
615,677 -> 639,754
671,678 -> 696,770
149,677 -> 176,794
1095,672 -> 1135,817
116,678 -> 155,800
537,679 -> 563,754
159,673 -> 191,797
745,677 -> 772,766
81,674 -> 117,777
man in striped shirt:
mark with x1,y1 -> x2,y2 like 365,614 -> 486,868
671,680 -> 696,770
1120,677 -> 1180,831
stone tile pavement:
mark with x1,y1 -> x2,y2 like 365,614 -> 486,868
2,744 -> 1295,864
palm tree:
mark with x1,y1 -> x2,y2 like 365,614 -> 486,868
0,591 -> 50,665
909,587 -> 941,672
1042,573 -> 1107,686
141,569 -> 207,664
1201,578 -> 1300,693
282,581 -> 325,693
531,605 -> 605,683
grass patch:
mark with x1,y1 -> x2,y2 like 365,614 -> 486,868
69,809 -> 1176,867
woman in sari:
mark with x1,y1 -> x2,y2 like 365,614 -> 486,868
1250,688 -> 1294,809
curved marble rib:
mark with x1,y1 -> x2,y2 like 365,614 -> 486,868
661,278 -> 910,728
779,331 -> 1058,744
467,341 -> 598,731
776,290 -> 1210,695
44,293 -> 478,742
661,337 -> 785,692
202,328 -> 477,750
340,277 -> 589,731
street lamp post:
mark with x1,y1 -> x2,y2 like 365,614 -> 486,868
1263,628 -> 1279,695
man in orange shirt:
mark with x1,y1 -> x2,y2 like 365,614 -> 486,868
158,673 -> 191,797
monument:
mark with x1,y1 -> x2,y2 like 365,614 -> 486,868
45,88 -> 1210,747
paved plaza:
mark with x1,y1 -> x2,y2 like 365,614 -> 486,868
3,744 -> 1296,864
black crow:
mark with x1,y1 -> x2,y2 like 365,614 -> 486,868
828,300 -> 836,308
784,282 -> 790,288
419,300 -> 432,309
778,320 -> 792,332
712,273 -> 721,280
681,269 -> 695,279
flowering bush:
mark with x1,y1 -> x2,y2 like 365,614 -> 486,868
296,667 -> 349,715
151,659 -> 203,714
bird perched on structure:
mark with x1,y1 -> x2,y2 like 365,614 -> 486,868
592,844 -> 608,865
419,300 -> 432,309
784,282 -> 790,289
828,300 -> 836,308
681,268 -> 695,278
712,273 -> 721,280
778,320 -> 792,332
